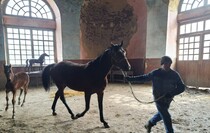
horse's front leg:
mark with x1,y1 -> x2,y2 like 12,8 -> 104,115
29,63 -> 32,72
5,92 -> 9,111
12,91 -> 17,119
75,92 -> 91,118
97,92 -> 109,128
40,63 -> 43,70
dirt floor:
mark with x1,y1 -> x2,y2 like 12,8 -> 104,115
0,83 -> 210,133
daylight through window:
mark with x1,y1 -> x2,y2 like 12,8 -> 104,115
4,0 -> 55,65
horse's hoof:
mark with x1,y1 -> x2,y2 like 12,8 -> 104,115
76,113 -> 84,118
71,115 -> 77,120
52,112 -> 57,116
76,113 -> 80,118
104,123 -> 110,128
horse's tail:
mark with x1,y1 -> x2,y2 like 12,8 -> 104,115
42,63 -> 55,91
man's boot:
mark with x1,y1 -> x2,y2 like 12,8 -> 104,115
144,121 -> 154,133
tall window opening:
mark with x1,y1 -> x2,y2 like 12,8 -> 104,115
3,0 -> 56,65
177,0 -> 210,61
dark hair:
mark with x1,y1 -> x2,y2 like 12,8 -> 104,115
161,56 -> 172,65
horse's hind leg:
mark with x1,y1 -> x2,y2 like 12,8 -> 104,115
51,90 -> 60,116
75,92 -> 91,118
59,90 -> 75,119
97,92 -> 109,128
18,89 -> 23,105
21,87 -> 28,107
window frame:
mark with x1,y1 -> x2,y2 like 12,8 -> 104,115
177,0 -> 210,61
2,0 -> 56,66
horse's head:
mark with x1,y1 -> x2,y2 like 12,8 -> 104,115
43,53 -> 49,57
39,53 -> 49,60
109,41 -> 131,71
3,64 -> 12,80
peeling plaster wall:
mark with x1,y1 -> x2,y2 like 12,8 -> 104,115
0,4 -> 4,61
126,0 -> 147,59
80,0 -> 139,59
79,0 -> 147,74
54,0 -> 83,60
146,0 -> 168,58
0,3 -> 6,89
166,0 -> 179,60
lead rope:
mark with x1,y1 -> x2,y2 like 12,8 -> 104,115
120,70 -> 166,104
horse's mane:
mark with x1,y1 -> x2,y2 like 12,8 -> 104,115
38,53 -> 47,60
87,48 -> 110,67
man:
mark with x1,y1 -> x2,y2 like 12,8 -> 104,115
126,56 -> 185,133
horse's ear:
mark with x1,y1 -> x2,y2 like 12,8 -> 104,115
111,42 -> 114,47
120,41 -> 123,47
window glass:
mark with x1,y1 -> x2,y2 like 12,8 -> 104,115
6,0 -> 53,19
203,34 -> 210,60
6,27 -> 54,65
180,0 -> 205,12
205,19 -> 210,30
4,0 -> 55,65
178,36 -> 200,61
197,21 -> 204,31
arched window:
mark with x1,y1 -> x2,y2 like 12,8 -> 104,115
177,0 -> 210,61
3,0 -> 56,65
180,0 -> 205,12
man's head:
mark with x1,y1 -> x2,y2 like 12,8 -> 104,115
161,56 -> 172,65
160,56 -> 172,71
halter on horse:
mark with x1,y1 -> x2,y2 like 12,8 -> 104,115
26,53 -> 49,72
4,64 -> 30,119
42,41 -> 131,128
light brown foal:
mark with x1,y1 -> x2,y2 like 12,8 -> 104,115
4,64 -> 30,119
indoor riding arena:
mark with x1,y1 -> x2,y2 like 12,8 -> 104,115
0,0 -> 210,133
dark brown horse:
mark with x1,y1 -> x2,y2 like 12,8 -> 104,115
42,42 -> 131,128
26,53 -> 49,72
4,64 -> 30,119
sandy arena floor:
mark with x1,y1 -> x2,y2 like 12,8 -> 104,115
0,83 -> 210,133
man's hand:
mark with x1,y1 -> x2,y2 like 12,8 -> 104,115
125,76 -> 132,81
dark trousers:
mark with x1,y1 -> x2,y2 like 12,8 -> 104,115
149,98 -> 174,133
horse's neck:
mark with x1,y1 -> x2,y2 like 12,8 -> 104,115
91,51 -> 112,78
38,55 -> 44,60
9,70 -> 15,82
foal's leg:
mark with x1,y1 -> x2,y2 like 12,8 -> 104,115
21,87 -> 28,107
5,92 -> 9,111
12,91 -> 17,119
59,90 -> 76,119
97,92 -> 109,128
18,89 -> 23,105
75,92 -> 91,118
